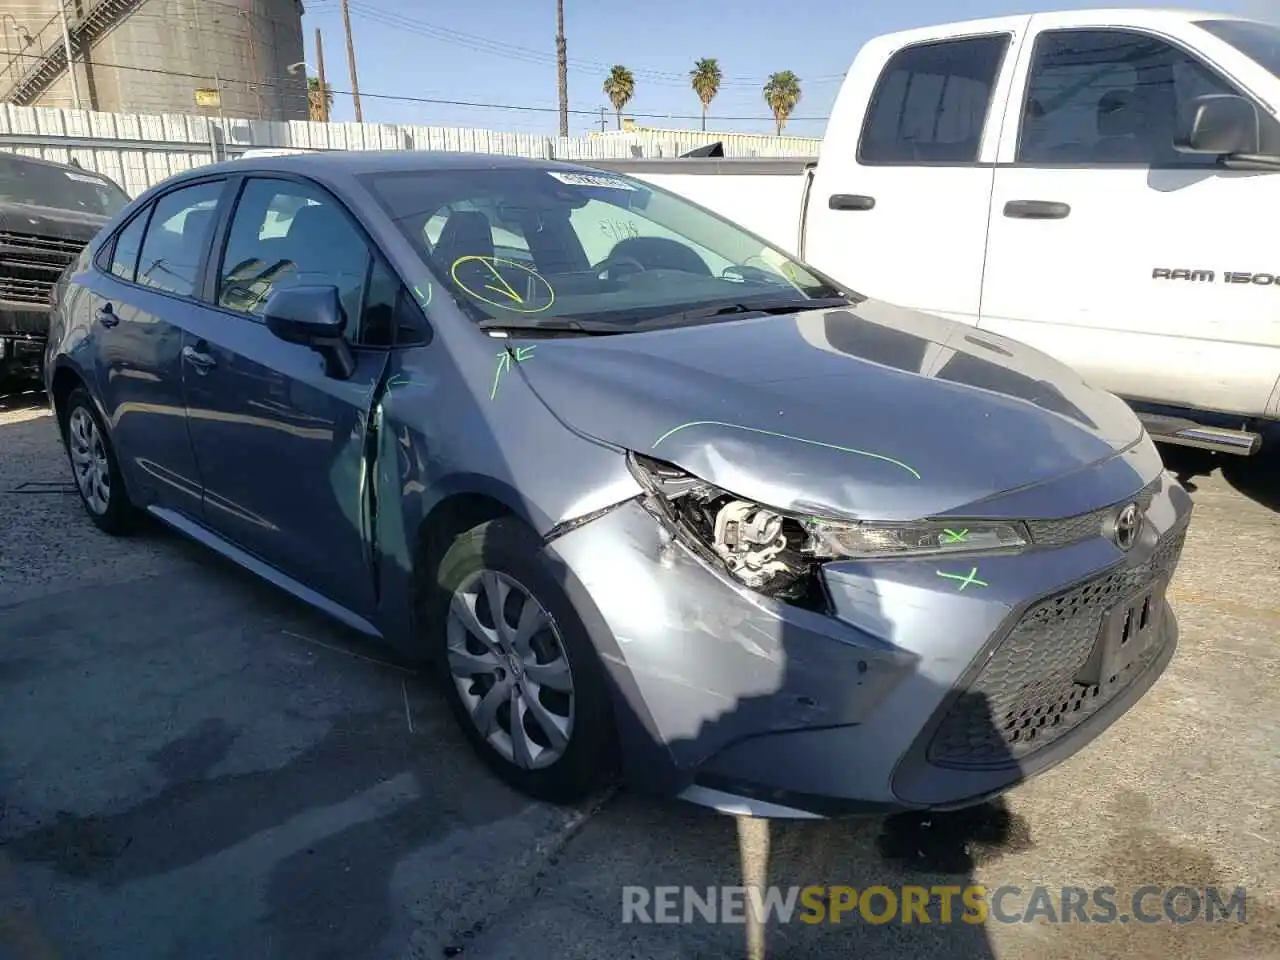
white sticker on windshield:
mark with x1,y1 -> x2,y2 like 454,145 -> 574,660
65,172 -> 106,185
547,171 -> 636,191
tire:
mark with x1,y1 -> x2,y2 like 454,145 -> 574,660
429,517 -> 615,803
62,386 -> 138,535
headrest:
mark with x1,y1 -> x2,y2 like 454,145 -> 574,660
1097,89 -> 1139,137
435,210 -> 495,266
181,207 -> 214,245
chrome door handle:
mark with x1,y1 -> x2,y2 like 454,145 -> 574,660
181,344 -> 216,372
96,303 -> 119,328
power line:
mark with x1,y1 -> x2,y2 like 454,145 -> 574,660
341,0 -> 847,89
0,45 -> 832,123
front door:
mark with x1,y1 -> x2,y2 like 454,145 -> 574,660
804,26 -> 1023,322
181,176 -> 391,615
980,23 -> 1280,417
89,178 -> 226,517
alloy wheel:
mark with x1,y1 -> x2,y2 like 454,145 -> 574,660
446,569 -> 576,769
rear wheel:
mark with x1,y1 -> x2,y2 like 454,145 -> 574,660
429,518 -> 615,803
62,386 -> 138,535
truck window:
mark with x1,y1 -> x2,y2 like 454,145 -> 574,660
1018,29 -> 1240,165
859,34 -> 1011,164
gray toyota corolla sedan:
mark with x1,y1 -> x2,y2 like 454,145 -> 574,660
45,151 -> 1192,818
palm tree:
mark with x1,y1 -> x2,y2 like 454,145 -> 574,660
690,58 -> 722,132
763,70 -> 801,135
307,76 -> 333,122
602,65 -> 635,130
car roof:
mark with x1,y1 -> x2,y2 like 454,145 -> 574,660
191,149 -> 600,182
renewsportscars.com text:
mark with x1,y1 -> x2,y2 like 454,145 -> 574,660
621,885 -> 1248,925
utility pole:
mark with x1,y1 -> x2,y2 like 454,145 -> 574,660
341,0 -> 363,122
598,106 -> 606,132
315,27 -> 329,123
58,0 -> 82,110
555,0 -> 568,137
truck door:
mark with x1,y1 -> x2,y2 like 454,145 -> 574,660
980,21 -> 1280,418
804,23 -> 1025,324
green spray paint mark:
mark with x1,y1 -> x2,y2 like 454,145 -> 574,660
936,567 -> 988,591
940,528 -> 969,544
413,283 -> 433,307
489,344 -> 537,400
388,374 -> 429,391
651,420 -> 921,480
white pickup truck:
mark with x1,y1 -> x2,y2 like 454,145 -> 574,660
591,7 -> 1280,456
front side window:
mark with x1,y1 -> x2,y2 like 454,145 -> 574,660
1018,29 -> 1239,165
135,181 -> 224,297
1197,19 -> 1280,79
859,34 -> 1011,163
363,167 -> 847,333
217,178 -> 370,341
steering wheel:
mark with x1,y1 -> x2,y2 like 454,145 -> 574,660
596,254 -> 647,281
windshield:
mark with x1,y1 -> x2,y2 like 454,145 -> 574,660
362,166 -> 850,332
0,154 -> 130,217
1198,19 -> 1280,78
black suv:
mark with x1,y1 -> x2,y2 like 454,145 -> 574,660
0,152 -> 130,380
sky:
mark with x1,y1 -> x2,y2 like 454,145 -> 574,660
299,0 -> 1276,137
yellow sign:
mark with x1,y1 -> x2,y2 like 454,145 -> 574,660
450,256 -> 555,314
194,88 -> 221,108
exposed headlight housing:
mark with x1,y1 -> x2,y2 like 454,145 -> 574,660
627,453 -> 1028,604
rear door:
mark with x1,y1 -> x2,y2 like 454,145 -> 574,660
804,25 -> 1024,322
980,20 -> 1280,416
180,175 -> 393,615
86,178 -> 228,518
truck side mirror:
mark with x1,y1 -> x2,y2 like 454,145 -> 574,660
1175,94 -> 1262,156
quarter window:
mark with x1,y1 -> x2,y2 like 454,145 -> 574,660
218,178 -> 370,341
108,209 -> 149,282
1018,29 -> 1240,165
859,34 -> 1011,163
135,181 -> 223,297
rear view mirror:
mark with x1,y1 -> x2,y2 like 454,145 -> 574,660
264,284 -> 355,379
1176,94 -> 1263,156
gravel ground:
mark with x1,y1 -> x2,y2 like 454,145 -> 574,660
1,383 -> 1277,960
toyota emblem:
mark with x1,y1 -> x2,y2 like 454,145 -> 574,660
1112,503 -> 1141,551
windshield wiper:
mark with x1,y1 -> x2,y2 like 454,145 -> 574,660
627,295 -> 856,327
477,317 -> 625,336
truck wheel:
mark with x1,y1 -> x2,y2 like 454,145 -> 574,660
62,387 -> 138,535
428,517 -> 615,803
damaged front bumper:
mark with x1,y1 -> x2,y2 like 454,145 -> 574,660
543,472 -> 1194,818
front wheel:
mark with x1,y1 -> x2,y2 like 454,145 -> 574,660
62,386 -> 138,535
429,518 -> 615,803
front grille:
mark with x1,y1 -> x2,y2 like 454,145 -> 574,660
926,523 -> 1187,768
1025,476 -> 1162,547
0,231 -> 84,307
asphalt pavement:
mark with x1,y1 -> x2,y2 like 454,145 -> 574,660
1,384 -> 1277,960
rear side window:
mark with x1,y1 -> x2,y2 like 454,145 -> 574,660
135,181 -> 224,297
108,209 -> 149,282
859,34 -> 1011,164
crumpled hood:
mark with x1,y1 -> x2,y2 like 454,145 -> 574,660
516,299 -> 1145,521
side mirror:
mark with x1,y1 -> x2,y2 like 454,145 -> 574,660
264,284 -> 355,380
1175,94 -> 1262,156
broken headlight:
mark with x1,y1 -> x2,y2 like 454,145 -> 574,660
627,453 -> 1028,604
804,517 -> 1028,559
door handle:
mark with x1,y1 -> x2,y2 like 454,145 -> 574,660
181,343 -> 217,373
1003,200 -> 1071,220
828,193 -> 876,211
95,303 -> 119,328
